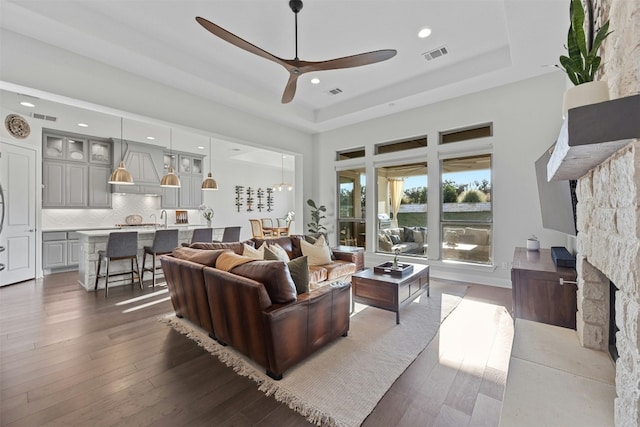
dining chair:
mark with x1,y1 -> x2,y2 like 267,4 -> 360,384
261,218 -> 274,228
94,231 -> 142,297
142,229 -> 179,287
249,219 -> 270,238
276,218 -> 290,236
182,228 -> 213,246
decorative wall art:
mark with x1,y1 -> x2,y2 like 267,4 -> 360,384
245,187 -> 255,212
266,188 -> 274,212
256,188 -> 265,212
234,185 -> 244,212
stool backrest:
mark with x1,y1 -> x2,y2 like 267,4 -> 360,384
221,226 -> 241,242
151,229 -> 179,253
106,232 -> 138,257
191,228 -> 213,243
249,219 -> 265,238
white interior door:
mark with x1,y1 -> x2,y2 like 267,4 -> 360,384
0,142 -> 36,286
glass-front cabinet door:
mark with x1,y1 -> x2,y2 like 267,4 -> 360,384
178,155 -> 191,173
89,140 -> 111,164
66,138 -> 87,161
44,135 -> 64,160
192,157 -> 202,175
164,153 -> 177,171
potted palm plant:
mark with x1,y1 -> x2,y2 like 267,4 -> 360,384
558,0 -> 612,117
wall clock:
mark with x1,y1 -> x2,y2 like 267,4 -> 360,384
5,114 -> 31,139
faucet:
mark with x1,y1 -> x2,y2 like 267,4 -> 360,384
160,210 -> 168,229
150,214 -> 157,229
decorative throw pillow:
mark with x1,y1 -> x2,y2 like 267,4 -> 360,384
268,243 -> 290,262
304,234 -> 336,260
389,234 -> 402,244
171,247 -> 229,267
215,252 -> 256,271
403,226 -> 415,242
300,235 -> 332,265
243,243 -> 265,259
288,256 -> 310,294
412,229 -> 424,245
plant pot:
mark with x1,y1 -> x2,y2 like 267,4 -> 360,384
562,80 -> 609,118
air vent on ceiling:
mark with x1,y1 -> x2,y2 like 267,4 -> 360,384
328,88 -> 343,96
423,46 -> 449,61
30,113 -> 57,122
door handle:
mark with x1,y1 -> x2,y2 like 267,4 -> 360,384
0,246 -> 5,252
28,229 -> 35,232
0,263 -> 4,272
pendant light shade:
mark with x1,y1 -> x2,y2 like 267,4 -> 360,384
160,129 -> 181,188
108,118 -> 134,185
273,154 -> 293,192
201,137 -> 218,190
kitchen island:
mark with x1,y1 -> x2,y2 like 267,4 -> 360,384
77,226 -> 211,291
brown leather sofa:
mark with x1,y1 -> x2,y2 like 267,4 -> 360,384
191,234 -> 365,287
160,244 -> 356,380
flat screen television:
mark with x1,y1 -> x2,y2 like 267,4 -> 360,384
534,144 -> 577,236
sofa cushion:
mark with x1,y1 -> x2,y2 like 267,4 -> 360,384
216,252 -> 256,271
232,260 -> 297,303
308,265 -> 328,284
171,247 -> 229,267
412,229 -> 424,245
253,236 -> 297,258
300,235 -> 332,265
323,260 -> 356,282
462,227 -> 491,246
287,256 -> 310,294
243,243 -> 265,259
191,240 -> 253,255
389,234 -> 402,244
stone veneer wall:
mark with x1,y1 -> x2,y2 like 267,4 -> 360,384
575,1 -> 640,426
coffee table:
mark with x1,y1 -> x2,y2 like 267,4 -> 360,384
351,263 -> 429,324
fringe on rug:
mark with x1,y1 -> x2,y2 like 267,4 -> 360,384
159,314 -> 345,427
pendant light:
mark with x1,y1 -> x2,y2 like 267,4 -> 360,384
273,154 -> 293,192
108,117 -> 134,185
201,137 -> 218,190
160,128 -> 181,188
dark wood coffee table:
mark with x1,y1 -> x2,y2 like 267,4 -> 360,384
351,263 -> 429,324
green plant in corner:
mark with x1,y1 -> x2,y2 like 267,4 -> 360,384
557,0 -> 611,85
306,199 -> 327,234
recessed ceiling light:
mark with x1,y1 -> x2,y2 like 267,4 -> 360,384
146,136 -> 155,140
20,101 -> 35,108
310,77 -> 320,85
197,146 -> 205,150
77,123 -> 89,127
418,27 -> 432,38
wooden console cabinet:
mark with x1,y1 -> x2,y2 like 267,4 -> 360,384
511,247 -> 577,329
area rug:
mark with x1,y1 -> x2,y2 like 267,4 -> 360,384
161,281 -> 467,427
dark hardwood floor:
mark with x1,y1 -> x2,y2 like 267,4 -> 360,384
0,272 -> 513,427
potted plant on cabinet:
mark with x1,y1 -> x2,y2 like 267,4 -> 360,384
558,0 -> 612,117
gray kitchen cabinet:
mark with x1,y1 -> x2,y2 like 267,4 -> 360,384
88,166 -> 112,208
43,130 -> 112,208
42,161 -> 88,207
43,231 -> 81,270
161,152 -> 203,209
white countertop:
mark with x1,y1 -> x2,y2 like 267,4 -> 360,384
76,225 -> 214,237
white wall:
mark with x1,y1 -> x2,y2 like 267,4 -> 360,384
314,72 -> 572,287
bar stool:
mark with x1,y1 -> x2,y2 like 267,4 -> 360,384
181,228 -> 213,247
219,226 -> 241,242
94,231 -> 142,297
142,229 -> 179,288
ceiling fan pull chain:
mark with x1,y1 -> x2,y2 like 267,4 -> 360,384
294,9 -> 299,60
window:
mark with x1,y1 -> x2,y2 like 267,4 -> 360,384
376,162 -> 428,257
440,123 -> 492,144
337,168 -> 366,247
336,148 -> 365,161
375,136 -> 427,154
441,154 -> 492,265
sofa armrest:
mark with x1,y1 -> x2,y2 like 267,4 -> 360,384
332,247 -> 365,271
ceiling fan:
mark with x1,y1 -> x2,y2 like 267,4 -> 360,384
196,0 -> 397,104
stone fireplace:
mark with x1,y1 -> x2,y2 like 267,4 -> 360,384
573,1 -> 640,425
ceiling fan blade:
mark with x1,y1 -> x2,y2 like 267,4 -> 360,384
281,73 -> 299,104
195,17 -> 286,68
302,49 -> 397,72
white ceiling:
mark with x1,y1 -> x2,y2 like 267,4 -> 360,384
0,0 -> 569,134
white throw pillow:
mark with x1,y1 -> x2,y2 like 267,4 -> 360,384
268,243 -> 290,262
243,243 -> 265,259
300,235 -> 332,266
